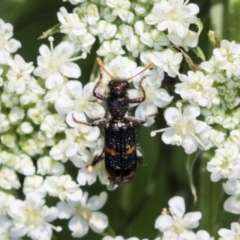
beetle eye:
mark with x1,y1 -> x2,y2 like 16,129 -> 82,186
124,81 -> 129,88
108,80 -> 114,86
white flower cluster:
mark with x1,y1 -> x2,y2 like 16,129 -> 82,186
0,19 -> 109,239
3,0 -> 240,238
154,196 -> 214,240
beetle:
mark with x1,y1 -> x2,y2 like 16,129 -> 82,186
72,58 -> 154,189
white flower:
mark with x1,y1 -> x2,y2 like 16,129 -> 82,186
167,30 -> 199,51
73,32 -> 96,54
0,215 -> 15,240
106,0 -> 131,21
44,175 -> 82,202
129,70 -> 173,126
14,154 -> 35,176
153,49 -> 183,78
155,196 -> 201,239
9,194 -> 61,240
40,114 -> 67,138
219,222 -> 240,240
140,29 -> 169,50
213,40 -> 240,78
71,147 -> 108,186
19,78 -> 45,105
97,39 -> 125,61
200,56 -> 227,83
55,123 -> 100,159
207,142 -> 240,182
175,71 -> 218,107
151,104 -> 211,154
57,7 -> 87,40
6,54 -> 34,94
223,179 -> 240,196
90,20 -> 117,41
0,191 -> 15,215
0,19 -> 21,64
74,2 -> 100,25
195,230 -> 214,240
223,195 -> 240,214
33,38 -> 82,89
0,167 -> 20,190
37,156 -> 65,176
55,81 -> 105,121
23,175 -> 47,198
57,191 -> 108,238
151,0 -> 199,38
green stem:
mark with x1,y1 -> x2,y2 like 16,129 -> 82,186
199,151 -> 223,238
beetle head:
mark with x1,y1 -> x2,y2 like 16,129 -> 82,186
108,79 -> 129,97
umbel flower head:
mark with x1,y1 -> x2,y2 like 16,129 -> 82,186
151,103 -> 211,154
155,196 -> 202,239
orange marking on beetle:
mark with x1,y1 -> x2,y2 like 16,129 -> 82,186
105,146 -> 117,156
126,145 -> 136,155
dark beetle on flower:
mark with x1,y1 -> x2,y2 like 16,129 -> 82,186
72,58 -> 154,189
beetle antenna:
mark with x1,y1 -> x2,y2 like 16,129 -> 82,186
96,58 -> 113,78
126,62 -> 154,81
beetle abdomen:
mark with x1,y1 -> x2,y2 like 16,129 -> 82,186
104,120 -> 137,185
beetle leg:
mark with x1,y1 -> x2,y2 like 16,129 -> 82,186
128,75 -> 148,103
126,112 -> 158,124
86,148 -> 104,172
72,114 -> 107,126
93,71 -> 107,101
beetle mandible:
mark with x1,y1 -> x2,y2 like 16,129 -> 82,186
72,58 -> 154,189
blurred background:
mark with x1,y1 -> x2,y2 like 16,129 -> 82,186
0,0 -> 239,239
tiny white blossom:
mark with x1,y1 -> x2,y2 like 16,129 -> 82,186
0,167 -> 20,190
213,40 -> 240,78
151,104 -> 211,154
90,20 -> 117,41
223,195 -> 240,214
6,54 -> 34,94
23,175 -> 47,198
196,230 -> 214,240
0,215 -> 16,240
58,191 -> 108,238
97,39 -> 125,61
151,0 -> 199,38
200,56 -> 227,83
153,49 -> 183,78
175,71 -> 218,107
74,2 -> 100,25
71,147 -> 108,186
33,38 -> 82,89
140,29 -> 169,50
73,32 -> 96,54
37,156 -> 65,176
0,19 -> 21,64
106,0 -> 131,21
55,81 -> 105,121
219,222 -> 240,240
40,114 -> 67,138
167,30 -> 199,51
0,191 -> 15,215
57,7 -> 87,40
44,175 -> 82,202
207,142 -> 240,182
129,70 -> 173,126
9,194 -> 61,240
155,196 -> 201,239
